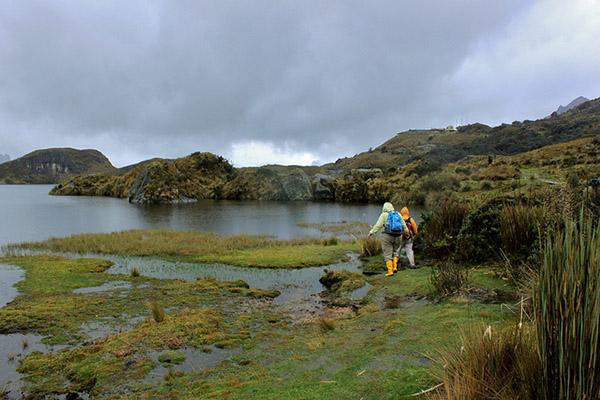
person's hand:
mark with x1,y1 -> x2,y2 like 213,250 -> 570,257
367,233 -> 372,239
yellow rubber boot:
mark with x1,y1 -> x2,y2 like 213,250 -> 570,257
393,257 -> 398,272
385,260 -> 394,276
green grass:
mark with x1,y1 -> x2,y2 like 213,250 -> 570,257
188,242 -> 357,268
1,239 -> 519,399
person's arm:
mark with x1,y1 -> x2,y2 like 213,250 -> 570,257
368,213 -> 387,237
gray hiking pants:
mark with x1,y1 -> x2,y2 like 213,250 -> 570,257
395,237 -> 415,268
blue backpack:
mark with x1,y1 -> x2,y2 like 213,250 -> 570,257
384,211 -> 404,236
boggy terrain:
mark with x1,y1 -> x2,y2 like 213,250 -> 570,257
0,230 -> 516,400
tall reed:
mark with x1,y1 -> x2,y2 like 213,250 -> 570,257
499,203 -> 543,258
534,211 -> 600,399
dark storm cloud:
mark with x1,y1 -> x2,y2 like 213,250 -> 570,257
1,0 -> 598,166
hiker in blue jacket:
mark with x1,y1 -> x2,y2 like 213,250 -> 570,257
367,202 -> 408,276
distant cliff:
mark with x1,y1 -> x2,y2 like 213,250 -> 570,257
0,148 -> 117,184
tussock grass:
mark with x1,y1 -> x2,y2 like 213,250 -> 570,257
321,237 -> 339,246
359,236 -> 381,257
317,317 -> 336,332
130,266 -> 141,277
499,203 -> 544,258
432,323 -> 539,400
422,198 -> 470,259
149,301 -> 165,323
429,261 -> 471,297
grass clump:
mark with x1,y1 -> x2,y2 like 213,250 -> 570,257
432,323 -> 539,400
317,317 -> 336,332
130,266 -> 141,277
359,236 -> 381,257
158,350 -> 186,367
149,301 -> 165,323
429,261 -> 471,298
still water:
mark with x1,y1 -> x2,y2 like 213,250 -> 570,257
0,185 -> 426,247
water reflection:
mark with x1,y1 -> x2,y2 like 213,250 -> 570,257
0,185 -> 428,246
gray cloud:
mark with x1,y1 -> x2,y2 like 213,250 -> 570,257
1,0 -> 598,167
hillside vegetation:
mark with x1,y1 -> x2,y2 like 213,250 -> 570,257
14,97 -> 600,204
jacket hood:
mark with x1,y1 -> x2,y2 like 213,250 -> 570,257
382,202 -> 394,213
400,207 -> 409,218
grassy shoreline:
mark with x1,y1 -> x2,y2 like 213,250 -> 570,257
0,229 -> 519,399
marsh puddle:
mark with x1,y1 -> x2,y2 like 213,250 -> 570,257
0,264 -> 24,308
101,253 -> 366,307
147,345 -> 242,378
0,333 -> 68,399
73,280 -> 149,294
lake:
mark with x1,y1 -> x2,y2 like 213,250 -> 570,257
0,184 -> 427,247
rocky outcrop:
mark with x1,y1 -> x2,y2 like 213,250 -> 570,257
127,161 -> 196,204
281,168 -> 313,200
311,174 -> 336,201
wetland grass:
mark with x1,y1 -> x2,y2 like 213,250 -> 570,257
9,230 -> 319,257
150,301 -> 165,323
8,229 -> 359,268
130,266 -> 141,277
359,236 -> 381,257
432,323 -> 539,400
317,317 -> 336,332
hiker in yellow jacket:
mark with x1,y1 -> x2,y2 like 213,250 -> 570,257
394,207 -> 418,270
367,202 -> 407,276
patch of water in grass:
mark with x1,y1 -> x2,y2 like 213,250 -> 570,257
0,333 -> 68,399
0,264 -> 24,308
73,280 -> 148,294
102,253 -> 363,307
146,345 -> 242,378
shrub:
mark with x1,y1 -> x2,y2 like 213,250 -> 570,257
421,199 -> 470,259
456,199 -> 505,263
533,212 -> 600,399
418,172 -> 460,193
429,261 -> 471,297
455,167 -> 471,175
480,180 -> 493,190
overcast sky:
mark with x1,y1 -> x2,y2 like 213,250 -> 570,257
1,0 -> 599,167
